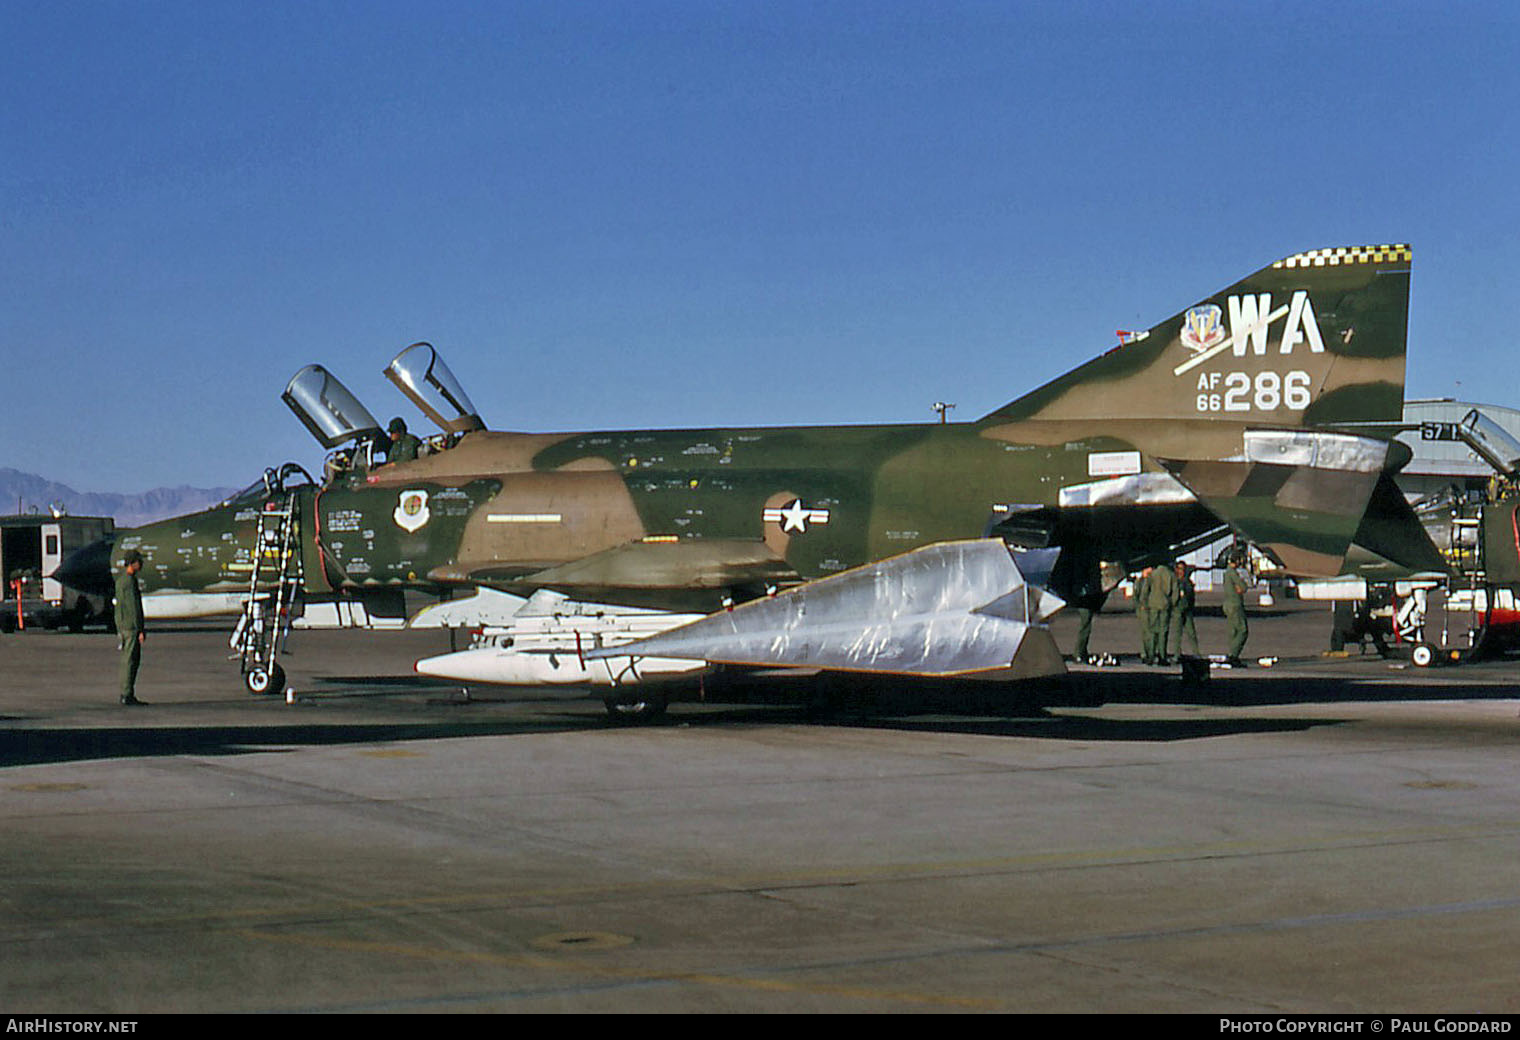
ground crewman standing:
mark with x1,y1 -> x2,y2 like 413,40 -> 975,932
1169,562 -> 1201,658
1142,560 -> 1179,665
115,549 -> 146,705
1222,551 -> 1252,667
1071,604 -> 1094,662
1134,567 -> 1153,663
1070,592 -> 1104,663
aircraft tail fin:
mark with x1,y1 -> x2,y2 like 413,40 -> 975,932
983,245 -> 1412,428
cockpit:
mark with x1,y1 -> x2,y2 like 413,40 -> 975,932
280,343 -> 486,485
218,462 -> 318,508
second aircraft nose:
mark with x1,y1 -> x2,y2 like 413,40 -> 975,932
54,536 -> 115,597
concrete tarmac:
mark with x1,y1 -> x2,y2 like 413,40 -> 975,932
2,603 -> 1519,1013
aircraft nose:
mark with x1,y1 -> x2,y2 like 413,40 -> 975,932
53,537 -> 116,596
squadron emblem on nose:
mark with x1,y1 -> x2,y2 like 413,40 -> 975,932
394,490 -> 430,532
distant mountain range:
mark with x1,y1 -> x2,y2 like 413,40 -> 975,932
0,468 -> 237,528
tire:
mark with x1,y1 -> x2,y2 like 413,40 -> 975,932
1411,643 -> 1437,668
603,690 -> 668,723
246,662 -> 286,695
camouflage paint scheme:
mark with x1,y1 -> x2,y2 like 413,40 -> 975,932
112,245 -> 1442,617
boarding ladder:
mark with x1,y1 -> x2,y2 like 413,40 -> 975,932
231,489 -> 303,694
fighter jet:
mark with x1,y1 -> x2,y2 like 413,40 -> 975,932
61,244 -> 1442,713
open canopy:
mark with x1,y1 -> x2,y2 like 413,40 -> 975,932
281,365 -> 385,449
384,342 -> 485,435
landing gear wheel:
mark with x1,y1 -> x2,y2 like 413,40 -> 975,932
603,690 -> 668,723
1411,643 -> 1437,668
246,662 -> 286,695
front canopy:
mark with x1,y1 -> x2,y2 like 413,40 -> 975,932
281,364 -> 385,449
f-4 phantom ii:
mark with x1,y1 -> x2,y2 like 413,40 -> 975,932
59,244 -> 1444,715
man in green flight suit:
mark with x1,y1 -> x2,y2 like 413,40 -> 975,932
115,549 -> 146,705
1069,592 -> 1103,664
1134,566 -> 1153,664
1222,551 -> 1252,667
1169,562 -> 1201,658
1141,559 -> 1179,665
387,417 -> 421,463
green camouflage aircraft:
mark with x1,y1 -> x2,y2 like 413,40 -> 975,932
59,244 -> 1443,710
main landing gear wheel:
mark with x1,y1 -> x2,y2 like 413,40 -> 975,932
246,662 -> 286,696
603,690 -> 668,723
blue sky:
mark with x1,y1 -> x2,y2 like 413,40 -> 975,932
3,0 -> 1518,491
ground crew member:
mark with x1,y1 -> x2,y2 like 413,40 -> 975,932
1222,551 -> 1251,666
1169,562 -> 1200,658
1072,606 -> 1094,662
1134,567 -> 1153,663
115,549 -> 146,705
1142,560 -> 1179,664
387,417 -> 421,463
1069,593 -> 1103,663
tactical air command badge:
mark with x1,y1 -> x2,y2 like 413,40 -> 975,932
1180,303 -> 1225,354
394,490 -> 430,532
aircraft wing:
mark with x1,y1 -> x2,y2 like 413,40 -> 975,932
586,539 -> 1066,680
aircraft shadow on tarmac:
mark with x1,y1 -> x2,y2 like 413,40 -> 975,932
0,709 -> 1336,768
1052,666 -> 1520,707
4,665 -> 1515,768
0,717 -> 596,768
667,704 -> 1333,742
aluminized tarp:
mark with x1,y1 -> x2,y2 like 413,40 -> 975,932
588,539 -> 1065,679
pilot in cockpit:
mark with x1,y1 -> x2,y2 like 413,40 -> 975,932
386,417 -> 421,463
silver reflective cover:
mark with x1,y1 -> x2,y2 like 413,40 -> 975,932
589,539 -> 1066,680
1058,471 -> 1197,508
384,342 -> 484,434
1243,429 -> 1389,472
281,365 -> 384,449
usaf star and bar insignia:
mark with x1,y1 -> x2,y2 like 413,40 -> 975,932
763,498 -> 831,534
